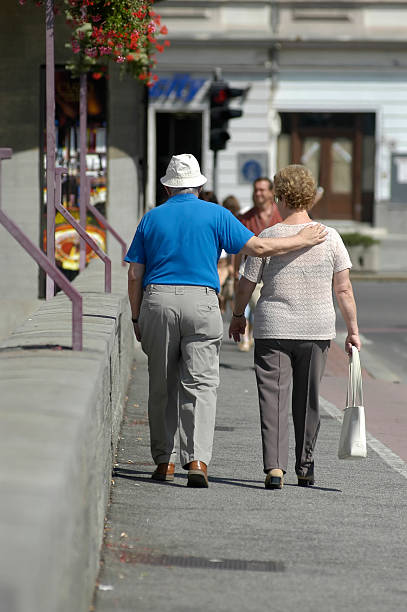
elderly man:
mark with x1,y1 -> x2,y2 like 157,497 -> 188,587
234,177 -> 282,350
125,154 -> 326,488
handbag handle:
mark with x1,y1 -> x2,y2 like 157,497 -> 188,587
346,346 -> 364,407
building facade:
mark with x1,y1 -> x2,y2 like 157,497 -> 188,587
149,0 -> 407,269
0,0 -> 147,338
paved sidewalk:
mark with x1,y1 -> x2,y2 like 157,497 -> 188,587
93,334 -> 407,612
321,340 -> 407,464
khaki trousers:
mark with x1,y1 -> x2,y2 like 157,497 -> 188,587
254,338 -> 330,478
139,285 -> 223,468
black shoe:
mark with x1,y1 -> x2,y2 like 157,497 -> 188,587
297,476 -> 315,487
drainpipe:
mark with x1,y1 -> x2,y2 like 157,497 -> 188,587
79,73 -> 87,271
45,0 -> 56,299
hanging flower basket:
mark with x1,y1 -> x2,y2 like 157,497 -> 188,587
19,0 -> 169,85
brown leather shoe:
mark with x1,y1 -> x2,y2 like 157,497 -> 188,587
187,461 -> 208,488
151,462 -> 175,482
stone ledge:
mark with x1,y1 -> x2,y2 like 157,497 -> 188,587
0,260 -> 135,612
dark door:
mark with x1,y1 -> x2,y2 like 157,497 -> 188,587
155,111 -> 203,204
284,113 -> 374,221
295,132 -> 354,219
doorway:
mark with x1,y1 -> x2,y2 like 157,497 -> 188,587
277,113 -> 375,221
155,111 -> 203,204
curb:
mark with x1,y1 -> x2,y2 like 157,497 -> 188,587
350,272 -> 407,281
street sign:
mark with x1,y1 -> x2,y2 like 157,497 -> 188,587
238,153 -> 268,184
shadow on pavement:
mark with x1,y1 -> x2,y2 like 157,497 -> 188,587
112,467 -> 186,488
210,477 -> 342,493
113,469 -> 342,493
283,483 -> 342,493
219,362 -> 255,371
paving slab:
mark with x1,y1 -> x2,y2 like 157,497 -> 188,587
322,339 -> 407,463
93,333 -> 407,612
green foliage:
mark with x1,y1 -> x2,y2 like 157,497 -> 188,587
340,232 -> 380,247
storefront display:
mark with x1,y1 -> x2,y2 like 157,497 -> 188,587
41,68 -> 107,276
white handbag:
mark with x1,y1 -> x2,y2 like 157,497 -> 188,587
338,346 -> 367,460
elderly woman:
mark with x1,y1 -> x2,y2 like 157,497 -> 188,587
229,165 -> 361,490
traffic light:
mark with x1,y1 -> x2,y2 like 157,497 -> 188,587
209,82 -> 245,152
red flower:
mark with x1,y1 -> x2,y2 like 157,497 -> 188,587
21,0 -> 169,80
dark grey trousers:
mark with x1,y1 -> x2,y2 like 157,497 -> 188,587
254,338 -> 330,477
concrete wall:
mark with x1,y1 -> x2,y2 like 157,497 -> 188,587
0,260 -> 135,612
0,1 -> 55,305
108,66 -> 147,262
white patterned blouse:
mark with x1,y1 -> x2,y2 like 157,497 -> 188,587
243,222 -> 352,340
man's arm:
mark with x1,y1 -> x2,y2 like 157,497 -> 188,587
228,277 -> 257,342
128,262 -> 145,341
240,224 -> 327,257
333,268 -> 361,354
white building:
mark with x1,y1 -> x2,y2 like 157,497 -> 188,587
150,0 -> 407,270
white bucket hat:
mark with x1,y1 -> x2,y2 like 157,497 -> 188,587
160,154 -> 207,188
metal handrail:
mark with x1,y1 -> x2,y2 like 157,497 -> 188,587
85,176 -> 127,265
0,148 -> 83,350
55,168 -> 112,292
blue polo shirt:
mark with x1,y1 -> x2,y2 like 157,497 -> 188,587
124,193 -> 254,292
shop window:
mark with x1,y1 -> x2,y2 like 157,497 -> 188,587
332,138 -> 353,194
301,138 -> 321,184
40,67 -> 107,291
277,133 -> 291,171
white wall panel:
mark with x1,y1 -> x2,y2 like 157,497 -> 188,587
275,71 -> 407,203
215,76 -> 272,205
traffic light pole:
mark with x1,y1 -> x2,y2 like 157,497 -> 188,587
209,71 -> 246,195
213,150 -> 218,196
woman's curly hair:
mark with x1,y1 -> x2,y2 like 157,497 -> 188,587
274,165 -> 317,211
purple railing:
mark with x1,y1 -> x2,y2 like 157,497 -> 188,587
55,168 -> 112,292
0,148 -> 83,350
85,176 -> 127,265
